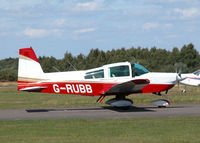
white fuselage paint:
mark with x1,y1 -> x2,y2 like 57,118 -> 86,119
19,58 -> 179,86
42,71 -> 178,85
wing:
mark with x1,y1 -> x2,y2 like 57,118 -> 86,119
102,79 -> 150,95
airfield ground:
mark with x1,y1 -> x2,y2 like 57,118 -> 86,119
0,82 -> 200,143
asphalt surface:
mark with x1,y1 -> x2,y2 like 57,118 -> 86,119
0,104 -> 200,120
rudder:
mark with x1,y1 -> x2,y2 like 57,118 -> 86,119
18,47 -> 44,83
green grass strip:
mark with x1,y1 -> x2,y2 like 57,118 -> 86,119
0,116 -> 200,143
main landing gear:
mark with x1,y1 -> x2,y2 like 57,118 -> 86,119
152,91 -> 171,108
104,95 -> 133,109
97,92 -> 171,108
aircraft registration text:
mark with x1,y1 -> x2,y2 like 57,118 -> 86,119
53,84 -> 93,94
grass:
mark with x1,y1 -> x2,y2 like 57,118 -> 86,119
0,87 -> 98,109
0,116 -> 200,143
0,82 -> 16,87
0,82 -> 200,109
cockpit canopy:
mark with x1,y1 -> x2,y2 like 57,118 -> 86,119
131,63 -> 149,77
193,69 -> 200,76
85,62 -> 149,79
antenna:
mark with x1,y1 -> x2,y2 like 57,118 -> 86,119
67,61 -> 77,71
53,66 -> 60,72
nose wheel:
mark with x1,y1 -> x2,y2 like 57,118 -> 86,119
182,85 -> 187,93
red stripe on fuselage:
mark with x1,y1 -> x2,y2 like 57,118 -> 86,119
18,82 -> 116,96
141,84 -> 175,93
18,81 -> 175,96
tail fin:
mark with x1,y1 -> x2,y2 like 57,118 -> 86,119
18,47 -> 44,83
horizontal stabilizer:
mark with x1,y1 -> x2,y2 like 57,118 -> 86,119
19,86 -> 47,92
103,79 -> 150,95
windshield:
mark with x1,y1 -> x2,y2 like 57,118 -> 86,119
193,69 -> 200,75
131,63 -> 149,77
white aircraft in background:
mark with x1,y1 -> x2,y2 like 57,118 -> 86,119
180,70 -> 200,92
18,47 -> 187,108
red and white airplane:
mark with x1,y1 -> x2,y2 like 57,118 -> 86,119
17,47 -> 184,108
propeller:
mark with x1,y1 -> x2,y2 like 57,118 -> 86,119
175,64 -> 183,88
178,65 -> 182,78
175,64 -> 187,89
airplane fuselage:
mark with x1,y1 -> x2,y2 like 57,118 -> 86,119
18,71 -> 176,96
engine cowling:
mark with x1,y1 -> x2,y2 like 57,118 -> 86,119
152,99 -> 170,107
106,98 -> 133,107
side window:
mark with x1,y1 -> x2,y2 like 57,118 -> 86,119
109,66 -> 130,77
85,69 -> 104,79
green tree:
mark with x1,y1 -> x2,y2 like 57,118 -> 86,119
179,43 -> 199,72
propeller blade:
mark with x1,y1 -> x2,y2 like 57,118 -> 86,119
178,65 -> 182,77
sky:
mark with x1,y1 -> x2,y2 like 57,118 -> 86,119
0,0 -> 200,59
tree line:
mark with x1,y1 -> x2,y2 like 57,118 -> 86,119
0,43 -> 199,81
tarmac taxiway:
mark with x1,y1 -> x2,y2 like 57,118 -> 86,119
0,104 -> 200,120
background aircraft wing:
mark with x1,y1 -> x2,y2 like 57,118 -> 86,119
103,79 -> 150,95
